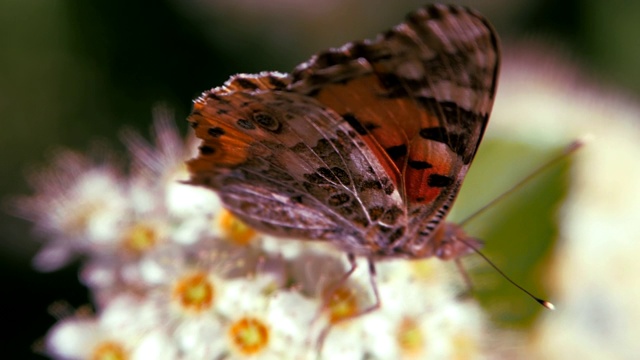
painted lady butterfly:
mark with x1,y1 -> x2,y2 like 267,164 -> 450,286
187,3 -> 499,295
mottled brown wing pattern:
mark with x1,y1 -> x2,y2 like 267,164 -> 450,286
187,73 -> 407,254
187,4 -> 500,259
288,4 -> 499,244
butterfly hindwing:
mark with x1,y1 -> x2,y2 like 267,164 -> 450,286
187,73 -> 406,253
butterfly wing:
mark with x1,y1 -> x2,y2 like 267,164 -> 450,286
187,4 -> 500,258
288,4 -> 500,242
187,73 -> 406,254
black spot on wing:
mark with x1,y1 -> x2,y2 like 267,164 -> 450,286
416,99 -> 481,165
207,127 -> 225,138
407,160 -> 432,170
304,166 -> 351,186
387,228 -> 405,243
377,73 -> 406,97
419,126 -> 448,143
267,75 -> 288,89
328,193 -> 351,206
368,206 -> 385,221
234,77 -> 260,90
381,206 -> 403,225
206,92 -> 226,102
383,179 -> 395,195
419,126 -> 466,160
330,167 -> 351,185
253,113 -> 281,133
360,180 -> 382,191
385,144 -> 407,160
343,113 -> 368,135
199,145 -> 215,155
376,71 -> 433,99
427,174 -> 454,187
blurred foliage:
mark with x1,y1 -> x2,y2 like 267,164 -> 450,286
0,0 -> 636,357
453,140 -> 571,328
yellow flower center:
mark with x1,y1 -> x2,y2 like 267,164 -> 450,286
122,223 -> 157,254
173,272 -> 215,312
228,317 -> 270,355
91,341 -> 128,360
218,209 -> 256,246
396,317 -> 425,356
325,286 -> 359,324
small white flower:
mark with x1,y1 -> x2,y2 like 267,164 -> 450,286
128,242 -> 262,358
14,149 -> 129,271
363,261 -> 483,359
218,277 -> 318,359
46,295 -> 167,360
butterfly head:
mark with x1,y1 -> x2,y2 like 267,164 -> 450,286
431,222 -> 483,260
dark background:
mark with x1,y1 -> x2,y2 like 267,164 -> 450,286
1,0 -> 638,357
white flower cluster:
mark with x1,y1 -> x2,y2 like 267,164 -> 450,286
16,108 -> 490,359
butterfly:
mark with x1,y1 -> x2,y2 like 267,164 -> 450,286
187,3 -> 499,299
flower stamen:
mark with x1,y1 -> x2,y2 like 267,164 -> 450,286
91,340 -> 128,360
325,286 -> 359,324
122,223 -> 157,254
218,210 -> 256,246
228,317 -> 270,355
173,272 -> 215,312
396,317 -> 425,356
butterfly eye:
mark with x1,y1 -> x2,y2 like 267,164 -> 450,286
252,112 -> 281,133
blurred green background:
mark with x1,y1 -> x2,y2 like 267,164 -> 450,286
1,0 -> 638,357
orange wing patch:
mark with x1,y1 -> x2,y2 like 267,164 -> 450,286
187,73 -> 291,172
289,5 -> 498,209
300,73 -> 454,205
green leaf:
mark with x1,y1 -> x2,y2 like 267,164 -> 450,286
450,139 -> 573,328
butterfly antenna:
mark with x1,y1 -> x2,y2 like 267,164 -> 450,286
458,237 -> 554,309
456,138 -> 589,309
458,139 -> 585,227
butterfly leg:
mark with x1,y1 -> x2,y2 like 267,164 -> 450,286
313,253 -> 358,353
364,258 -> 382,315
454,257 -> 475,299
330,253 -> 359,293
315,255 -> 382,355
